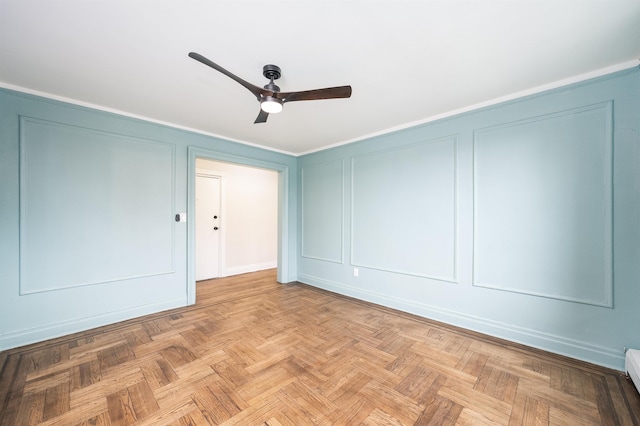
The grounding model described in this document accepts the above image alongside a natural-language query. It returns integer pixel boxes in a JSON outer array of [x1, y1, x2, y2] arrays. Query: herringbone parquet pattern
[[1, 269, 639, 425]]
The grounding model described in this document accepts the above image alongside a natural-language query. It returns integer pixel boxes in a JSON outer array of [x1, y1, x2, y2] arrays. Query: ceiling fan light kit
[[261, 96, 283, 114], [188, 52, 352, 123]]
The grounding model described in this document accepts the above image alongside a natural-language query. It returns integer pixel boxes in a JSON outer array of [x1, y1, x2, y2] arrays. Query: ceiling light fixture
[[260, 96, 283, 114], [188, 53, 351, 123]]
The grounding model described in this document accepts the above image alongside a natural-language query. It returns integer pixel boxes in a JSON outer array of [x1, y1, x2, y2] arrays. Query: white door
[[195, 174, 221, 280]]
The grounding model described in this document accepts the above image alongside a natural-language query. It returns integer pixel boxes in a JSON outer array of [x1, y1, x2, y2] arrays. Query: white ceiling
[[1, 1, 639, 155]]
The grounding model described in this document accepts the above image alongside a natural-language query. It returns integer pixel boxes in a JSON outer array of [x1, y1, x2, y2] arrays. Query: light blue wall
[[297, 68, 640, 370], [2, 69, 639, 371], [0, 89, 297, 350]]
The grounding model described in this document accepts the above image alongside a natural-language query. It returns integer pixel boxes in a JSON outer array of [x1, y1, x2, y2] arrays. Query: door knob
[[213, 226, 219, 230]]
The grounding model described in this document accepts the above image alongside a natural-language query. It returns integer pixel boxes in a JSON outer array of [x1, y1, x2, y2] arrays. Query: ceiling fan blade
[[277, 85, 352, 103], [188, 52, 266, 99], [254, 109, 269, 124]]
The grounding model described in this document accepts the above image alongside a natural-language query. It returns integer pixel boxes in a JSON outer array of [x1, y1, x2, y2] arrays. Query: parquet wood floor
[[1, 269, 639, 425]]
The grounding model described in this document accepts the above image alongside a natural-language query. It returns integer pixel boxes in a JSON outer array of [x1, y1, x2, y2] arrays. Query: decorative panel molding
[[301, 160, 344, 263], [473, 102, 613, 307], [351, 136, 458, 282], [19, 117, 175, 294]]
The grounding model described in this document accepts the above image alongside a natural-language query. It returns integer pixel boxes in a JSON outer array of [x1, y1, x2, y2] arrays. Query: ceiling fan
[[188, 52, 352, 123]]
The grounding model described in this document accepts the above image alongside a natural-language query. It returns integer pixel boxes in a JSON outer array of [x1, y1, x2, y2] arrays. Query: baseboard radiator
[[626, 349, 640, 394]]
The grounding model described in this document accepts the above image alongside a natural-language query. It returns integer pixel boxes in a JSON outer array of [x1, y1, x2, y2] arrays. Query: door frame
[[187, 146, 291, 304], [195, 170, 224, 280]]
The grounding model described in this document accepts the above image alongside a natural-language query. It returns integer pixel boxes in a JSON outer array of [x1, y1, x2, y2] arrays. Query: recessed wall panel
[[19, 117, 175, 294], [351, 137, 457, 281], [301, 160, 344, 263], [473, 103, 613, 306]]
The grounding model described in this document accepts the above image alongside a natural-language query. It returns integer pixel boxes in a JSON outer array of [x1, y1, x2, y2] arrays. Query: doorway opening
[[187, 146, 291, 305], [195, 159, 278, 282]]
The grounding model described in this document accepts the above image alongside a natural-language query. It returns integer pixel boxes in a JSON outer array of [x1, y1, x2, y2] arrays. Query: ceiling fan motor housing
[[264, 82, 281, 92]]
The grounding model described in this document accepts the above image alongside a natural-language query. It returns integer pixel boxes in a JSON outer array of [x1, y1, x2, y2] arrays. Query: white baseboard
[[223, 261, 277, 277], [0, 297, 187, 351], [297, 273, 624, 371]]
